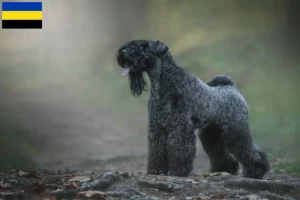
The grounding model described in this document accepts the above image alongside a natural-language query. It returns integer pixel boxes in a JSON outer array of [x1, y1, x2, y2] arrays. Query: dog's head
[[117, 40, 169, 74], [116, 40, 169, 96]]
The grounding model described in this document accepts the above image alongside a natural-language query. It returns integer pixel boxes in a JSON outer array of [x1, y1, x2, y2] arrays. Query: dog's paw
[[168, 170, 190, 177]]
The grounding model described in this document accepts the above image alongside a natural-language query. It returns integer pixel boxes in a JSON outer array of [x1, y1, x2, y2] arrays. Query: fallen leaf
[[24, 186, 34, 196], [24, 186, 56, 200], [0, 183, 12, 189], [209, 172, 230, 177], [32, 183, 46, 194], [0, 191, 14, 196], [8, 179, 18, 184], [40, 193, 56, 200], [201, 172, 230, 178], [51, 188, 63, 193], [77, 190, 107, 199], [65, 182, 79, 190], [119, 172, 130, 177], [211, 193, 225, 199], [192, 195, 211, 200], [182, 178, 199, 184], [19, 170, 29, 177], [27, 193, 56, 200], [68, 176, 91, 183], [247, 194, 264, 200], [19, 170, 40, 178]]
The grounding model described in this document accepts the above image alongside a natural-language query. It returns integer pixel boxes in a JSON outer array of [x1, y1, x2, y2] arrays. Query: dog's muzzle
[[118, 49, 131, 76]]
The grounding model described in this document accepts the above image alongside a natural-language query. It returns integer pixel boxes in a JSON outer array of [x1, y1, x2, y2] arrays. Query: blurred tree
[[285, 0, 300, 54]]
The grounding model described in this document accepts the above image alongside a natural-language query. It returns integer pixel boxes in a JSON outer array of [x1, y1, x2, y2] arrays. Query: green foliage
[[145, 0, 286, 54], [0, 112, 37, 170], [273, 161, 300, 174]]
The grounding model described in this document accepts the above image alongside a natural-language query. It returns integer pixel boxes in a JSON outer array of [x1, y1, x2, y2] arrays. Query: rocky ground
[[1, 167, 300, 200]]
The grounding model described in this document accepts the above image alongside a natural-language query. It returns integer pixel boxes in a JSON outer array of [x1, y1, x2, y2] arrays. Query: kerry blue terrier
[[116, 39, 270, 179]]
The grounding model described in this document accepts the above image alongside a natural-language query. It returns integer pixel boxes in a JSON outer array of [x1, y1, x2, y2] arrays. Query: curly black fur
[[128, 71, 147, 96], [116, 39, 270, 179]]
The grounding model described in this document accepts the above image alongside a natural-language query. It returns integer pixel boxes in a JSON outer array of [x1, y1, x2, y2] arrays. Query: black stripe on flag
[[2, 20, 42, 29]]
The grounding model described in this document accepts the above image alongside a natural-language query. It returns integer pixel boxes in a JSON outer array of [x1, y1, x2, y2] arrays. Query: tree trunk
[[285, 0, 300, 54]]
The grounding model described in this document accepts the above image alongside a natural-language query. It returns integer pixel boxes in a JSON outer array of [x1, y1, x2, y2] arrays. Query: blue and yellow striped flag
[[2, 2, 42, 29]]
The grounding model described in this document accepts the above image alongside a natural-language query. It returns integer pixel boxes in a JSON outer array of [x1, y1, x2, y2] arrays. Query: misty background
[[0, 0, 299, 173]]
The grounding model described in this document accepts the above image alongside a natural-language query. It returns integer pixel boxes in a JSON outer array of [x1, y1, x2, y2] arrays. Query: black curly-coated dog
[[116, 40, 270, 179]]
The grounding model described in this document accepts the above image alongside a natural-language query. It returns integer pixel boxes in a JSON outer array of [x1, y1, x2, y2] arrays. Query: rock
[[18, 170, 29, 177], [77, 190, 107, 199], [200, 172, 230, 178], [107, 188, 162, 200], [189, 193, 212, 200], [18, 170, 40, 178], [0, 183, 12, 189], [8, 179, 18, 185], [68, 176, 91, 183], [120, 172, 131, 177], [80, 171, 120, 191], [0, 191, 14, 197], [137, 179, 185, 192], [185, 196, 211, 200], [246, 194, 267, 200]]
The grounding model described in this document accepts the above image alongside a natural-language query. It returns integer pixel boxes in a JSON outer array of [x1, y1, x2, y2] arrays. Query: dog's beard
[[128, 71, 147, 96]]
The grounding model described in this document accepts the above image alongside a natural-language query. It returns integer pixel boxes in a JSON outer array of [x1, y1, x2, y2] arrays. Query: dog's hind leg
[[147, 126, 169, 175], [167, 122, 196, 177], [223, 121, 270, 179], [199, 124, 239, 175]]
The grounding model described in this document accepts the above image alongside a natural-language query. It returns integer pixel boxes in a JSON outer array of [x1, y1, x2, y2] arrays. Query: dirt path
[[1, 168, 300, 200], [1, 84, 210, 174]]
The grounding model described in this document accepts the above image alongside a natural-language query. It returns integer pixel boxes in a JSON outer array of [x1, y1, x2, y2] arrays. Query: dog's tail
[[207, 75, 236, 87]]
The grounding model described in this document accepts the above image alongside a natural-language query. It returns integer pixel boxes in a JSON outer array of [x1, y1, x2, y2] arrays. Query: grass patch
[[273, 161, 300, 174]]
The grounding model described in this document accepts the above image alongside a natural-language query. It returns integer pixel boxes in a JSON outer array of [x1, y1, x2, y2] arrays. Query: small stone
[[120, 172, 130, 177], [68, 176, 91, 183], [247, 194, 263, 200], [77, 190, 107, 199]]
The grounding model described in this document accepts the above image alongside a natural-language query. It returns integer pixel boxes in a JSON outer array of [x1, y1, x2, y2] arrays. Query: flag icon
[[2, 2, 42, 29]]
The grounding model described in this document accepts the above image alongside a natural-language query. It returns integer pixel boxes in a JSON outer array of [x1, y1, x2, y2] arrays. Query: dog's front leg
[[147, 125, 168, 175], [167, 122, 196, 177]]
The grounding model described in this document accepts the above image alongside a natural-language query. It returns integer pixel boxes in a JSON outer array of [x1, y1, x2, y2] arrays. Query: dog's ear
[[154, 40, 169, 55]]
